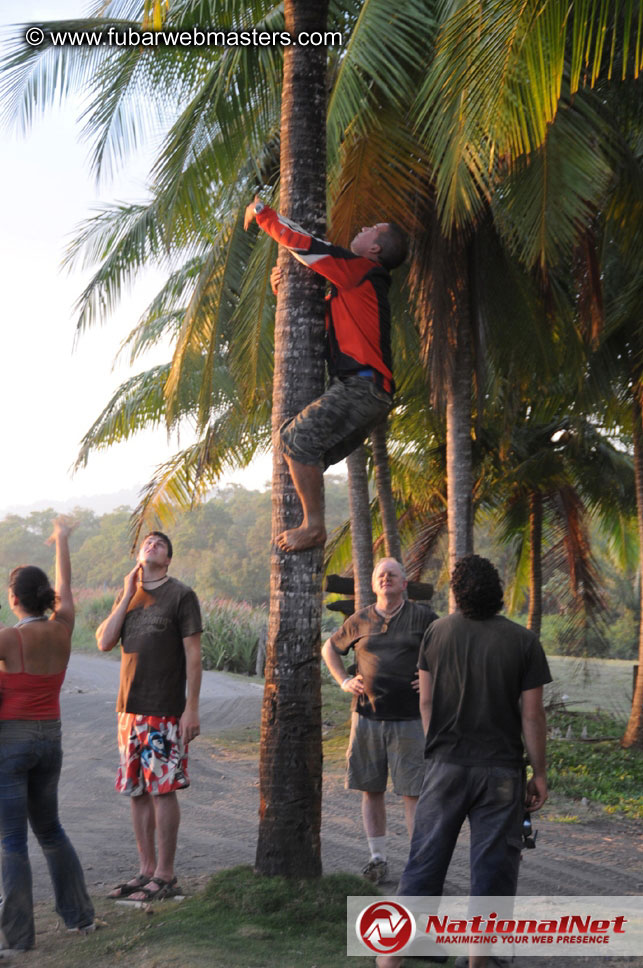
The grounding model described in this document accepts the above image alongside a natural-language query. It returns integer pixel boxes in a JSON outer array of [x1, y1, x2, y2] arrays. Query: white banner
[[347, 895, 643, 957]]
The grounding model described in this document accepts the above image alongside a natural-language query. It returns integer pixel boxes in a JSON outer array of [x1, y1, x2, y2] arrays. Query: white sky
[[0, 0, 273, 516]]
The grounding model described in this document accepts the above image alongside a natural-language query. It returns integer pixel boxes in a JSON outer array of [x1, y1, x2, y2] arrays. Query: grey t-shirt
[[419, 612, 552, 766], [116, 577, 202, 717], [329, 601, 438, 720]]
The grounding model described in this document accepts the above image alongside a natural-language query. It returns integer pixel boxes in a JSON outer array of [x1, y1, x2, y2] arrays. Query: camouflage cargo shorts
[[279, 375, 393, 469]]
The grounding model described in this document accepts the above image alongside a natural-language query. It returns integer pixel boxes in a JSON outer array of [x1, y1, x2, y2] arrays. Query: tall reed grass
[[201, 598, 267, 675]]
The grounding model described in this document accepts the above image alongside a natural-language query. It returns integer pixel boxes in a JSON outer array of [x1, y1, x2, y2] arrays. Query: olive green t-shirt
[[116, 577, 202, 717]]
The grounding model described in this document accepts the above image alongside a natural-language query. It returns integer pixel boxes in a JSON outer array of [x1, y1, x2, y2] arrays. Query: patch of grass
[[71, 591, 116, 652], [545, 656, 634, 719], [201, 599, 267, 675], [547, 710, 643, 819], [35, 867, 384, 968], [215, 682, 353, 769], [321, 681, 353, 769]]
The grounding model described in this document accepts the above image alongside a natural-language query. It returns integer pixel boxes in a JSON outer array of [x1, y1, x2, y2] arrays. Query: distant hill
[[0, 488, 141, 517]]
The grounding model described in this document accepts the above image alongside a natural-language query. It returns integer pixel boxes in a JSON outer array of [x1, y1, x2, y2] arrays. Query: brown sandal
[[107, 874, 150, 899], [127, 876, 182, 901]]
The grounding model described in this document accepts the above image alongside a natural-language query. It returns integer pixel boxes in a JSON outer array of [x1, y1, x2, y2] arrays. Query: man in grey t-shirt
[[322, 558, 437, 885], [96, 531, 202, 903]]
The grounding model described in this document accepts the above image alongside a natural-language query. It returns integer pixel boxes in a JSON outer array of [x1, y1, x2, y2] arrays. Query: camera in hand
[[522, 811, 537, 849]]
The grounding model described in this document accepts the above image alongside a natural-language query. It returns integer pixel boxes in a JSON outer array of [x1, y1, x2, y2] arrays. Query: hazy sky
[[0, 1, 272, 515]]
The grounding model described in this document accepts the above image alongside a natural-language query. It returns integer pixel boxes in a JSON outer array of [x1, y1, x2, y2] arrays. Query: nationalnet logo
[[347, 896, 643, 957], [356, 901, 416, 954]]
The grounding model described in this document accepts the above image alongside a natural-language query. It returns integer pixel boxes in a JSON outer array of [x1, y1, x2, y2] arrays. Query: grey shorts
[[345, 712, 425, 796], [280, 375, 392, 469]]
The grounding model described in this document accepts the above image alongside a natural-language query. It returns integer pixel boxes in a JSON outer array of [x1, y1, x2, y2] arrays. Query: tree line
[[0, 485, 638, 659]]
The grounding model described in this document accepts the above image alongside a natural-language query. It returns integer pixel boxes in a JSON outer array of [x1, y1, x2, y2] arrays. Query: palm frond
[[327, 0, 434, 153], [64, 199, 174, 332], [491, 95, 614, 270], [416, 0, 642, 231], [129, 402, 272, 545], [116, 258, 204, 364], [74, 363, 177, 470], [329, 116, 432, 244], [164, 209, 257, 426]]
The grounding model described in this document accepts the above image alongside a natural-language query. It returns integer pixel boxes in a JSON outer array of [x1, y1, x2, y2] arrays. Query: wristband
[[341, 676, 352, 690]]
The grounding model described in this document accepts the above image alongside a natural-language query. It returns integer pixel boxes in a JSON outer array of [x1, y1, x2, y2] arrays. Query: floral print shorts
[[115, 713, 189, 796]]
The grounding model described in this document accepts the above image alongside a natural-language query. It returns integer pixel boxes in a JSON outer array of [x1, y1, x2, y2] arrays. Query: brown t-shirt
[[115, 577, 202, 717], [329, 601, 438, 720]]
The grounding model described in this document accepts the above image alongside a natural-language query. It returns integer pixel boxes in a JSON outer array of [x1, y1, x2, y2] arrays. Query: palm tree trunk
[[347, 446, 375, 611], [371, 420, 403, 563], [527, 490, 543, 636], [255, 0, 329, 875], [622, 394, 643, 748], [446, 307, 474, 610]]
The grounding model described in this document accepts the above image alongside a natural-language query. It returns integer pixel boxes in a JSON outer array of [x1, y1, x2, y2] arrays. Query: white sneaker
[[67, 922, 97, 936], [361, 857, 389, 885]]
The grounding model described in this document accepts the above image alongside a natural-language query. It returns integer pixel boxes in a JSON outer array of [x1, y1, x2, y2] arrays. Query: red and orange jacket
[[256, 205, 394, 393]]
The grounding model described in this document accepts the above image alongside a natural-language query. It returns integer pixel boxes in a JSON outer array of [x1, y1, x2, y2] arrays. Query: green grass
[[545, 655, 635, 718], [546, 709, 643, 819], [36, 867, 393, 968]]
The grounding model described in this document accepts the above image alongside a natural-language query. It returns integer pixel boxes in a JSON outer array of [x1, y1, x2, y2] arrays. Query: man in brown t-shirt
[[96, 531, 202, 902], [322, 558, 437, 886]]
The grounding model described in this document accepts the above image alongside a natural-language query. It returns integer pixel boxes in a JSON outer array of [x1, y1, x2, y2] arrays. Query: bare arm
[[96, 564, 141, 652], [47, 515, 76, 632], [321, 638, 364, 696], [178, 633, 202, 742], [521, 686, 548, 811], [419, 669, 433, 734]]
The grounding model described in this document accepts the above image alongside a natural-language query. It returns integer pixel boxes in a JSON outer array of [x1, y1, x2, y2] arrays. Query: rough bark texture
[[346, 446, 376, 612], [409, 225, 475, 613], [622, 394, 643, 748], [446, 303, 474, 611], [255, 0, 329, 875], [527, 490, 543, 637], [371, 420, 403, 563]]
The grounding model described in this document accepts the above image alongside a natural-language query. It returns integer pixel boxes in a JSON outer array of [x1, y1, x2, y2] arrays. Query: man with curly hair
[[377, 555, 551, 968]]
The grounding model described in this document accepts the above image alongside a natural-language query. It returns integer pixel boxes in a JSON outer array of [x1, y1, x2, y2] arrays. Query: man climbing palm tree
[[244, 196, 407, 552]]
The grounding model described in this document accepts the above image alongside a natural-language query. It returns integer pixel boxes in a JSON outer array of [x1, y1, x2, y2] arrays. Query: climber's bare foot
[[276, 524, 326, 552]]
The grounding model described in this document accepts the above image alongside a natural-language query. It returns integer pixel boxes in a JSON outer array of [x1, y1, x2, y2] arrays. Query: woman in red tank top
[[0, 516, 95, 953]]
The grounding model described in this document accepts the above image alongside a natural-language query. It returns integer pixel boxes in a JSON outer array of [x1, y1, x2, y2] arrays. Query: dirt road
[[26, 654, 643, 966]]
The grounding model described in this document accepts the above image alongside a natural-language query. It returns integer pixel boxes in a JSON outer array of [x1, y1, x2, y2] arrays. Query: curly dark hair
[[9, 565, 57, 617], [450, 554, 504, 620]]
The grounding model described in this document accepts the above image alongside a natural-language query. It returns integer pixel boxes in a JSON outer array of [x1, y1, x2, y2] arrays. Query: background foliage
[[0, 477, 638, 660]]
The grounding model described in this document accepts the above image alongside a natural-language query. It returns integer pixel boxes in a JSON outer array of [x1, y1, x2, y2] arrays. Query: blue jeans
[[0, 720, 94, 949], [398, 759, 524, 897]]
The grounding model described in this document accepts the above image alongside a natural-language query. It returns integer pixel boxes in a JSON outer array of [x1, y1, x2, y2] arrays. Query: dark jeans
[[398, 759, 524, 897], [0, 720, 94, 949]]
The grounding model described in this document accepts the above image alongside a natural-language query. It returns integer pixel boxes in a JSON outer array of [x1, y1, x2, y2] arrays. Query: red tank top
[[0, 627, 67, 720]]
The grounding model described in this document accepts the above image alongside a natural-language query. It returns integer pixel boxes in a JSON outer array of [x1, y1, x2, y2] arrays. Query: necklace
[[375, 599, 405, 621], [141, 575, 169, 588], [15, 616, 48, 627]]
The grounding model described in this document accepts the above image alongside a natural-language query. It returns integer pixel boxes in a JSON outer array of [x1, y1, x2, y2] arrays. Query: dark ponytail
[[9, 566, 57, 616]]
